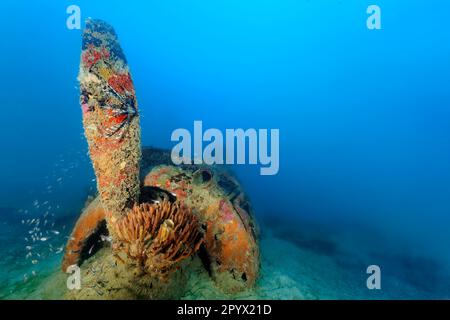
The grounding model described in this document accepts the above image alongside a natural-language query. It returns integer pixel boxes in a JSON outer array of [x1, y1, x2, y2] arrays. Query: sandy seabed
[[2, 218, 441, 300]]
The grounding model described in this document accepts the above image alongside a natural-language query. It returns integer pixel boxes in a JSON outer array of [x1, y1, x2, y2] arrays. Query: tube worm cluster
[[111, 200, 204, 279]]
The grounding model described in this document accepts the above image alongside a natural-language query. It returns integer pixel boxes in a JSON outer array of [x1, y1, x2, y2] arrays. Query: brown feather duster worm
[[111, 200, 203, 279]]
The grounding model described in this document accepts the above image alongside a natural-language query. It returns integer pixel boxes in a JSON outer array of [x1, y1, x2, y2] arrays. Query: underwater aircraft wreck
[[62, 19, 260, 299]]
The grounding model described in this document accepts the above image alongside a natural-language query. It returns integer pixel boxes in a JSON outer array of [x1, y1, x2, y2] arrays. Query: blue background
[[0, 0, 449, 298]]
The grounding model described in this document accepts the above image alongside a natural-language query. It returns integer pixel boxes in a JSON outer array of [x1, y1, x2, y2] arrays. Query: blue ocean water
[[0, 0, 449, 299]]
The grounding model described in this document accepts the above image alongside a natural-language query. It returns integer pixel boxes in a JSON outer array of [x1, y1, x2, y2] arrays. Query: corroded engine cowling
[[143, 164, 260, 293]]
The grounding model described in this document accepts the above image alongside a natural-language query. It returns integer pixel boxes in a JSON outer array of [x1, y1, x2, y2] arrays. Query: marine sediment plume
[[78, 19, 141, 221], [111, 200, 204, 279]]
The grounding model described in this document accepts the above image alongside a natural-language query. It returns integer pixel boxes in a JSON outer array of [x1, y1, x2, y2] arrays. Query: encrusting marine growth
[[62, 19, 260, 299], [78, 19, 141, 223]]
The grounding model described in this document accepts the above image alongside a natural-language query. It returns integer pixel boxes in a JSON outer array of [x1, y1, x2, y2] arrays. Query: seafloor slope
[[1, 223, 444, 300], [1, 148, 448, 299]]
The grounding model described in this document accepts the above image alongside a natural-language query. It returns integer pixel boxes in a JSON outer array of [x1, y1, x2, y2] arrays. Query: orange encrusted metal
[[62, 199, 105, 272]]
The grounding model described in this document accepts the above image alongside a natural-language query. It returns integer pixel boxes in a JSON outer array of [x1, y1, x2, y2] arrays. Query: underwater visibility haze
[[0, 0, 450, 299]]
